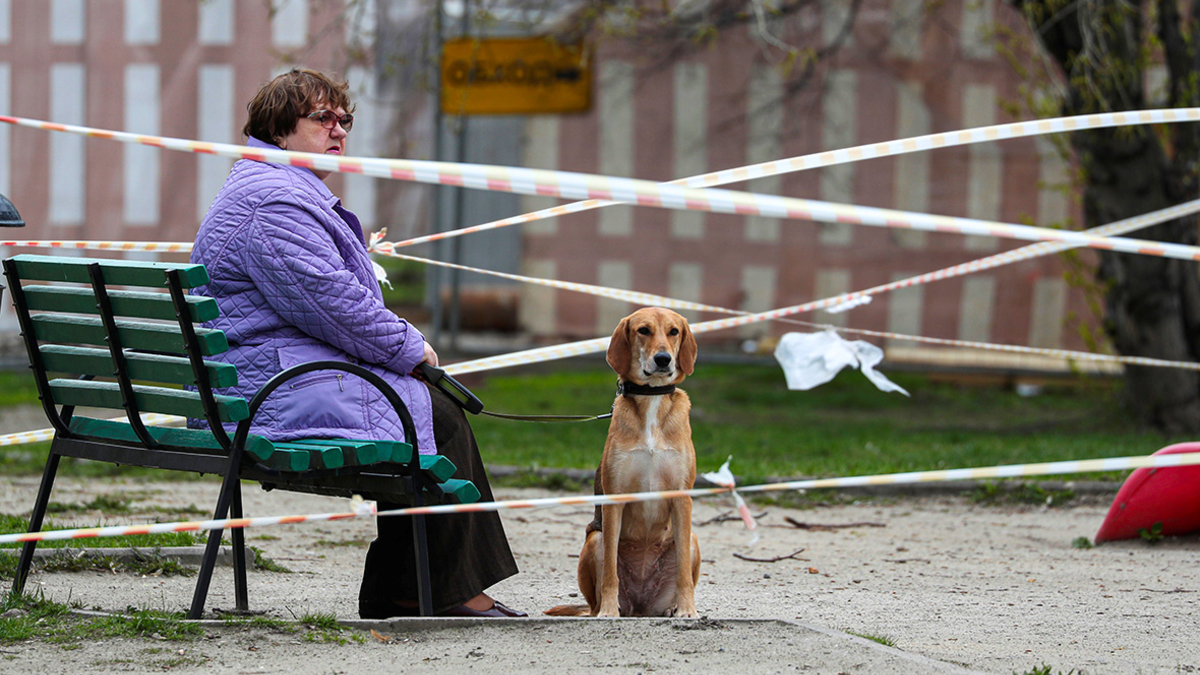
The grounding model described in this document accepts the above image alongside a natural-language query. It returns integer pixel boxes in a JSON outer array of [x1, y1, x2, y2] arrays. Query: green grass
[[0, 513, 206, 580], [0, 362, 1182, 486], [0, 593, 201, 645], [248, 545, 292, 573], [1, 549, 196, 579], [0, 513, 205, 550], [313, 538, 370, 548], [970, 481, 1076, 507], [47, 494, 134, 514], [0, 370, 40, 407], [848, 630, 896, 647], [373, 254, 426, 307], [0, 592, 75, 642], [1015, 666, 1079, 675], [469, 362, 1178, 483], [0, 439, 218, 480], [220, 615, 294, 630], [297, 611, 362, 644]]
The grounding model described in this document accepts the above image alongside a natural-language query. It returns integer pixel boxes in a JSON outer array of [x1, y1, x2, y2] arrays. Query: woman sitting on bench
[[190, 68, 524, 618]]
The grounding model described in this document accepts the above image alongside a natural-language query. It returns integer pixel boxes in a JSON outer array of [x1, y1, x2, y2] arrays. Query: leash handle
[[480, 410, 612, 423], [416, 362, 484, 415]]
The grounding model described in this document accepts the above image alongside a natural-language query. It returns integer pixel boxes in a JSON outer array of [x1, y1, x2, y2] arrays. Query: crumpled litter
[[701, 455, 759, 546], [367, 229, 393, 289], [371, 259, 393, 290], [774, 330, 909, 396], [350, 494, 376, 517]]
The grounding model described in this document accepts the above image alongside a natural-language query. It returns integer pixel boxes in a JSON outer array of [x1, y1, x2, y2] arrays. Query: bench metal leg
[[230, 484, 248, 611], [404, 471, 433, 616], [11, 452, 61, 598], [411, 512, 433, 616], [188, 452, 244, 620]]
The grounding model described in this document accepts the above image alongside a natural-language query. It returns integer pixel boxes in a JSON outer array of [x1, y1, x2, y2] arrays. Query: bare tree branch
[[733, 548, 808, 563]]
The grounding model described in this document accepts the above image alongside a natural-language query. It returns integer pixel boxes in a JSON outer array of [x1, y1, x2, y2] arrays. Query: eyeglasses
[[304, 109, 353, 132]]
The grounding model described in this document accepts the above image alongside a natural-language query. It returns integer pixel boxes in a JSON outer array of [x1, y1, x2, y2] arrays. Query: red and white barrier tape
[[0, 240, 192, 252], [6, 114, 1200, 261], [382, 108, 1200, 249], [2, 198, 1196, 449], [6, 199, 1199, 383], [445, 198, 1200, 375], [0, 413, 185, 447], [4, 450, 1199, 546], [377, 241, 1200, 373]]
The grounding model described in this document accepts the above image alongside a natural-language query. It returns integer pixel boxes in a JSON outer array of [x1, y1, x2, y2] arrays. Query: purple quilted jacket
[[189, 137, 436, 455]]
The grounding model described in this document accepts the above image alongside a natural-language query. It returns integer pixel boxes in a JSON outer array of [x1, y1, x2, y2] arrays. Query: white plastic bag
[[774, 330, 909, 396]]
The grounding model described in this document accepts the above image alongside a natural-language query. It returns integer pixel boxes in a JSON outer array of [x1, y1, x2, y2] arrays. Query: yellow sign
[[441, 37, 591, 115]]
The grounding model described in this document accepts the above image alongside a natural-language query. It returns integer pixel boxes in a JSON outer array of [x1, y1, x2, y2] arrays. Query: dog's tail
[[543, 604, 592, 617]]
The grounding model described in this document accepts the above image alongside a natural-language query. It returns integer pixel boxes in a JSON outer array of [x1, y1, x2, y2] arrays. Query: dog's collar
[[616, 379, 677, 397]]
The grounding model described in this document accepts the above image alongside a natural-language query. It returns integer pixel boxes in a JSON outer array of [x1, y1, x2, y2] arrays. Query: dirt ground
[[1, 474, 1198, 674]]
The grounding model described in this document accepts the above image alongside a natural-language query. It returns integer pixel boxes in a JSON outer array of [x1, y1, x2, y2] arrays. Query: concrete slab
[[340, 617, 986, 674]]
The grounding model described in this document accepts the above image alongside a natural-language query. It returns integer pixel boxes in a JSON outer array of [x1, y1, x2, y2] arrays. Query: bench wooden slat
[[40, 345, 239, 388], [366, 439, 415, 464], [361, 439, 456, 482], [22, 285, 219, 322], [277, 439, 456, 483], [264, 448, 310, 472], [271, 443, 344, 470], [31, 314, 229, 356], [67, 416, 276, 462], [417, 455, 458, 483], [278, 439, 382, 466], [437, 479, 481, 504], [10, 254, 209, 288], [48, 379, 248, 422]]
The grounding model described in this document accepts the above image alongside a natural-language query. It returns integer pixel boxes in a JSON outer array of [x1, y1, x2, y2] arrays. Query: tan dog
[[547, 307, 701, 617]]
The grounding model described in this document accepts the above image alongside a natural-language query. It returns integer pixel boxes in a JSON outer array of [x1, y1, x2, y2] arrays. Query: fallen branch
[[784, 517, 886, 531], [698, 510, 768, 526], [733, 548, 807, 563]]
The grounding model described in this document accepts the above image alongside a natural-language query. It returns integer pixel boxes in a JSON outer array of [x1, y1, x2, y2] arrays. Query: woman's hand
[[421, 341, 439, 367]]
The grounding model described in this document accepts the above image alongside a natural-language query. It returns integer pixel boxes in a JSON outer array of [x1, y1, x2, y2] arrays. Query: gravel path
[[2, 476, 1198, 674]]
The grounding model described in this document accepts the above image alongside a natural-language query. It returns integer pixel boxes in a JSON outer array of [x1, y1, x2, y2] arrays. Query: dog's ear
[[606, 316, 633, 377], [677, 318, 697, 376]]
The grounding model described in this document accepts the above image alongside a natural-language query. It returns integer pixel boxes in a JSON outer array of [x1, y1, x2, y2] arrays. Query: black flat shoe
[[490, 601, 527, 617], [441, 601, 527, 618]]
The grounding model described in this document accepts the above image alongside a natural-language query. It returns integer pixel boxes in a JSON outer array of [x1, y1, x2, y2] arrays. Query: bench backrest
[[3, 254, 480, 506], [2, 254, 242, 450]]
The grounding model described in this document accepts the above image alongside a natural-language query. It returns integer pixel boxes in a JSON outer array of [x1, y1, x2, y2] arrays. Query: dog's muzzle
[[643, 351, 674, 376]]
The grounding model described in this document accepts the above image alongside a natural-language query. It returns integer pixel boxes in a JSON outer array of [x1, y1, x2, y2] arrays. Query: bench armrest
[[233, 360, 433, 497]]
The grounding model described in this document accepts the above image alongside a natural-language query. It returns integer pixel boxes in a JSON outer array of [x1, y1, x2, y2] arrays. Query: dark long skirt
[[358, 383, 518, 615]]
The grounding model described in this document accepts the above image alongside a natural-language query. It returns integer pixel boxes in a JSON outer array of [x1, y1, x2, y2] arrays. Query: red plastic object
[[1094, 442, 1200, 543]]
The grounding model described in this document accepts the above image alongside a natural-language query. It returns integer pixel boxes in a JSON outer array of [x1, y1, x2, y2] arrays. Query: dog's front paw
[[596, 606, 620, 618], [673, 602, 699, 618]]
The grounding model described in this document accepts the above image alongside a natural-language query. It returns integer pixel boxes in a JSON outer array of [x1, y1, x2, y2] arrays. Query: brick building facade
[[0, 0, 1102, 360]]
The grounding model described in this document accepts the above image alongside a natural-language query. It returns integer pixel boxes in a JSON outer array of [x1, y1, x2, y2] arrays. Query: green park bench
[[1, 254, 479, 619]]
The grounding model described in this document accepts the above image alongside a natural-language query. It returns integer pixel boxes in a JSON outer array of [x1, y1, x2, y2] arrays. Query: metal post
[[430, 0, 447, 346], [446, 0, 471, 351]]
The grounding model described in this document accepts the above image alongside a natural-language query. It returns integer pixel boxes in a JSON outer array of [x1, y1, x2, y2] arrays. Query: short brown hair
[[242, 68, 356, 145]]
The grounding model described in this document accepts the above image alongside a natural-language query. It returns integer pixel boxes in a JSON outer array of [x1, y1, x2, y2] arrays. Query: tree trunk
[[1076, 129, 1200, 433], [1014, 0, 1200, 433]]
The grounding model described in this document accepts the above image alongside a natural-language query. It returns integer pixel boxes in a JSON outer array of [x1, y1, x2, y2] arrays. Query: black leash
[[417, 362, 610, 423], [417, 364, 675, 424], [480, 410, 612, 422]]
